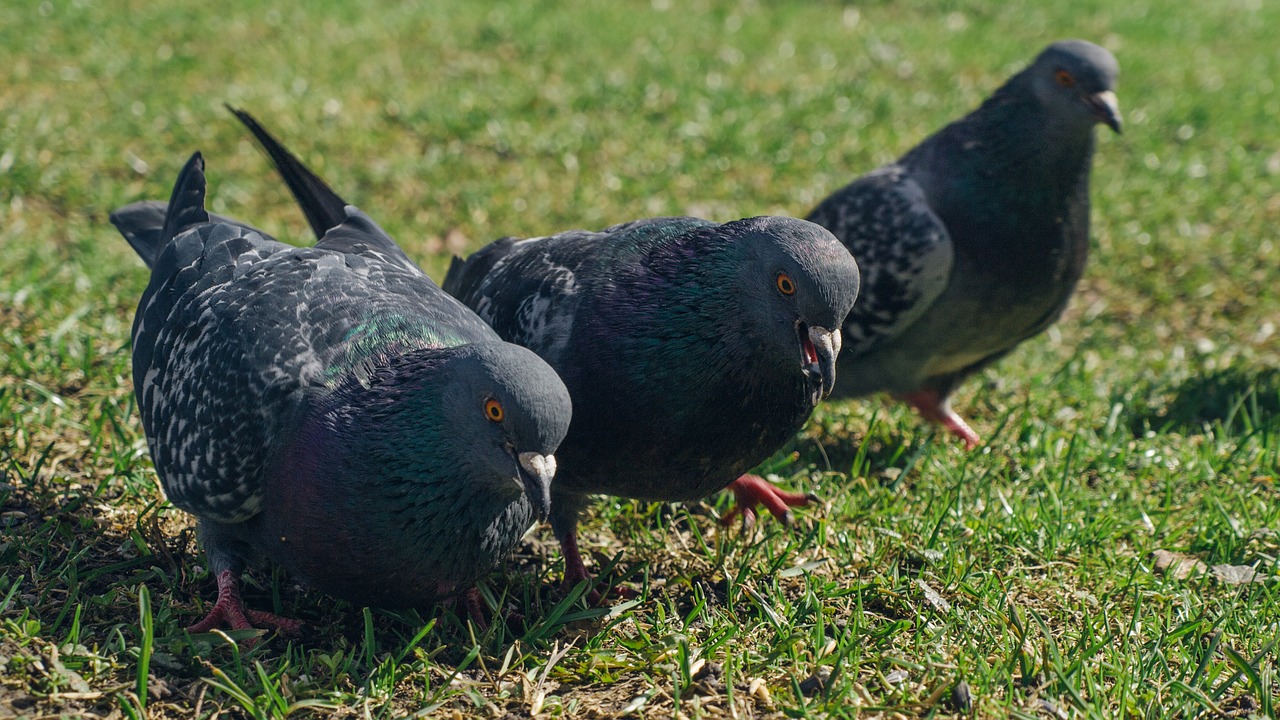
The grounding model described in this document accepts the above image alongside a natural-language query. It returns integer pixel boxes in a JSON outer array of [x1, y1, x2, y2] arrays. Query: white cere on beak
[[518, 452, 556, 484], [809, 326, 841, 360]]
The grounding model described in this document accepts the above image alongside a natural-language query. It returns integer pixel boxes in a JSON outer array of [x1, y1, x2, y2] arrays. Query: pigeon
[[111, 152, 572, 635], [221, 109, 860, 595], [443, 216, 859, 592], [806, 39, 1121, 448]]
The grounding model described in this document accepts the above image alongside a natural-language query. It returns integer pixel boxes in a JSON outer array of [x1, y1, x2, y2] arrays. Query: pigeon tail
[[228, 105, 350, 239], [159, 152, 211, 247], [110, 201, 170, 268], [230, 110, 420, 266], [110, 200, 275, 269]]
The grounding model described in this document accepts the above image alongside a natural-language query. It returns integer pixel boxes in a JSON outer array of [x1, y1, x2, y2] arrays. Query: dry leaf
[[1210, 563, 1267, 585], [1152, 550, 1271, 585], [1151, 549, 1207, 579], [917, 579, 952, 613]]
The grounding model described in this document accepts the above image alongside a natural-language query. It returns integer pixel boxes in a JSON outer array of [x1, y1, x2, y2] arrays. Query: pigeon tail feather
[[230, 109, 419, 266], [110, 200, 170, 268], [159, 152, 210, 248], [227, 105, 350, 239], [442, 237, 519, 302], [111, 200, 275, 269]]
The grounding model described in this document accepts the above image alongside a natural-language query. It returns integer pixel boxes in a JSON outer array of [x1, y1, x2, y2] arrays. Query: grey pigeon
[[807, 39, 1121, 447], [222, 109, 860, 597], [112, 152, 571, 635], [443, 217, 858, 593]]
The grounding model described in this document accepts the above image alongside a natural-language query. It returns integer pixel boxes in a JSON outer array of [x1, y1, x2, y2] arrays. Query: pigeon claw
[[722, 474, 815, 529], [187, 570, 302, 645], [900, 389, 982, 449]]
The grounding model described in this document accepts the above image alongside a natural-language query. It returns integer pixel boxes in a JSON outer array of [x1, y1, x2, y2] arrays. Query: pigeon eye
[[776, 272, 796, 296], [484, 398, 505, 423], [1054, 70, 1076, 88]]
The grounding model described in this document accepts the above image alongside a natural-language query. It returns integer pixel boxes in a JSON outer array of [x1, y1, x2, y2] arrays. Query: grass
[[1, 0, 1278, 717]]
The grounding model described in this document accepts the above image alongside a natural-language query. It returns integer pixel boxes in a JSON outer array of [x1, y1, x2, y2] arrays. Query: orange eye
[[776, 272, 796, 296], [1054, 69, 1076, 88], [484, 398, 505, 423]]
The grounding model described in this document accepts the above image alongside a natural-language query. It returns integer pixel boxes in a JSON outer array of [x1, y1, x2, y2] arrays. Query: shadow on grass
[[1125, 366, 1280, 436], [799, 409, 948, 492], [0, 463, 616, 670]]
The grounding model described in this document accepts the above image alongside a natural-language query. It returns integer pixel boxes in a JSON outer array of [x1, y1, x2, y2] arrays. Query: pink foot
[[187, 570, 302, 642], [900, 389, 981, 449], [721, 474, 816, 528]]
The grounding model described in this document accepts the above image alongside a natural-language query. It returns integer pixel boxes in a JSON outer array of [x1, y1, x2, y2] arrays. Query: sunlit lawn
[[1, 0, 1277, 717]]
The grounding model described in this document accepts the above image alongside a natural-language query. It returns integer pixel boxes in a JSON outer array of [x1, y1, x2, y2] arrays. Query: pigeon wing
[[807, 166, 953, 355], [444, 235, 591, 366]]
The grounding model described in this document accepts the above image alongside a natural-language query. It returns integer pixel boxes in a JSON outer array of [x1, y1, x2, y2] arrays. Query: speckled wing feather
[[130, 155, 496, 525], [444, 235, 590, 366], [444, 218, 711, 366], [805, 165, 953, 355]]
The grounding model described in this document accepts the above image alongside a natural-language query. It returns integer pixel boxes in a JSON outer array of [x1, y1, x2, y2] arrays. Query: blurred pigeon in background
[[807, 39, 1121, 447]]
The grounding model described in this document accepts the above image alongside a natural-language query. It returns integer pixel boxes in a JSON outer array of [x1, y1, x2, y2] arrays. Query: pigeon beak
[[798, 323, 841, 401], [1086, 90, 1123, 134], [516, 451, 555, 520]]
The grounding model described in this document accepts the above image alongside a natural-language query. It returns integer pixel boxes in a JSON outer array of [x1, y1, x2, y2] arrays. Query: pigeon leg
[[721, 474, 816, 528], [443, 585, 530, 632], [460, 586, 489, 630], [556, 529, 639, 603], [552, 496, 602, 604], [900, 389, 980, 449], [551, 497, 635, 604], [187, 570, 302, 638], [558, 530, 603, 605]]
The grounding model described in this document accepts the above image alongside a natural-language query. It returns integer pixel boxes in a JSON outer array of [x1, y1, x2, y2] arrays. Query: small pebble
[[947, 680, 973, 712], [798, 667, 832, 696]]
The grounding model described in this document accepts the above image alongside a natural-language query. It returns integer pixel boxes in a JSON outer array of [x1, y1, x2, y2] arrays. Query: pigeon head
[[444, 341, 572, 519], [328, 341, 571, 521], [1026, 39, 1122, 134], [714, 216, 860, 404]]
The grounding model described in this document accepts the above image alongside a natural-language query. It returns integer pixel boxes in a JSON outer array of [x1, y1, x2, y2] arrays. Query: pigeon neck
[[280, 387, 369, 490], [983, 73, 1098, 166], [282, 352, 433, 487], [263, 377, 535, 608], [905, 74, 1097, 214]]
